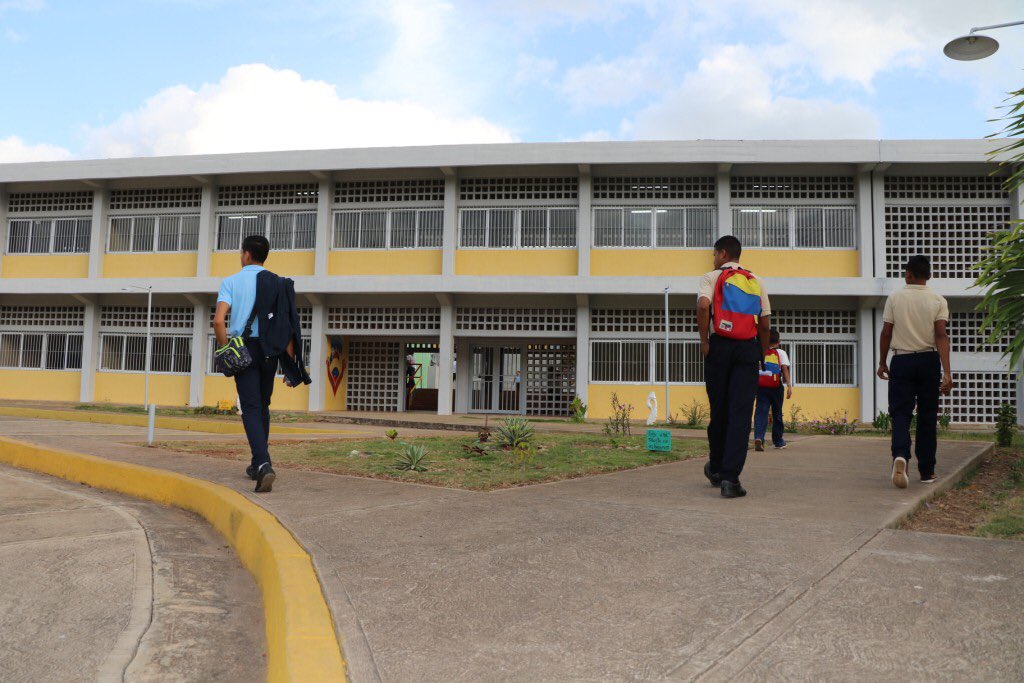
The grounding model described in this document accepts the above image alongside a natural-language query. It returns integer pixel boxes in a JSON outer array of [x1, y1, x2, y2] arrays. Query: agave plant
[[393, 443, 429, 472], [495, 417, 535, 449]]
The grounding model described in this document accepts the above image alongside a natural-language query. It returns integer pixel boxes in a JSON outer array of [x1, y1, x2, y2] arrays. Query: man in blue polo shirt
[[213, 235, 278, 492]]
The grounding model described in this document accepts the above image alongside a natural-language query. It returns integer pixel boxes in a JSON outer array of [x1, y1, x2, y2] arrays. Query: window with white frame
[[731, 206, 856, 248], [777, 341, 857, 387], [215, 212, 316, 251], [593, 207, 715, 248], [0, 332, 83, 370], [332, 209, 443, 249], [108, 215, 200, 253], [99, 334, 192, 373], [7, 218, 91, 254], [591, 340, 705, 384], [459, 207, 576, 248]]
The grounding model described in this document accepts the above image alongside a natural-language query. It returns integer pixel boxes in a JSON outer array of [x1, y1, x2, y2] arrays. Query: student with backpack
[[697, 236, 772, 498], [753, 329, 792, 451]]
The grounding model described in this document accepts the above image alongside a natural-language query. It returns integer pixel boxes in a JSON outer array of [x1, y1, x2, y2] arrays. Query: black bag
[[213, 308, 258, 377]]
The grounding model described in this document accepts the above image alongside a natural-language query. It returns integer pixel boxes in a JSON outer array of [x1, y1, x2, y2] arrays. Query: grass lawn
[[74, 403, 309, 423], [157, 432, 707, 490]]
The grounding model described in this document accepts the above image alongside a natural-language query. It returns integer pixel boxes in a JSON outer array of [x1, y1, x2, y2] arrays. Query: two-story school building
[[0, 140, 1019, 424]]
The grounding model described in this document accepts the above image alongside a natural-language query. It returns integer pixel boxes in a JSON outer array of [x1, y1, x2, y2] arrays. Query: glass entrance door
[[469, 345, 523, 413]]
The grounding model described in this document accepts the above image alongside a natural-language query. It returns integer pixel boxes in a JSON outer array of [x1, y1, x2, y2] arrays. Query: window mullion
[[385, 210, 392, 250], [788, 207, 797, 249]]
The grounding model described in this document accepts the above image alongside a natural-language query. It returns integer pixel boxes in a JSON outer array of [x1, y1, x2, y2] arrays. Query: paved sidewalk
[[2, 415, 1022, 681]]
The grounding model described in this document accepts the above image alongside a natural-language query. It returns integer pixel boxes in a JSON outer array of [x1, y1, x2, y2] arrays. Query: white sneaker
[[891, 457, 908, 489]]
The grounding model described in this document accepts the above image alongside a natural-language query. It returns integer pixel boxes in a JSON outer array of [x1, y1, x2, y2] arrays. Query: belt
[[892, 348, 936, 355]]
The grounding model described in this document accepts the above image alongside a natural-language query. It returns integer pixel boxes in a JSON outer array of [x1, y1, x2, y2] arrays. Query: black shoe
[[246, 465, 257, 481], [704, 461, 722, 486], [721, 481, 747, 498], [255, 464, 276, 493]]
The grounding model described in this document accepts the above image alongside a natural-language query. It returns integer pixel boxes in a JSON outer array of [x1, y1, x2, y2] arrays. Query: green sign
[[646, 429, 672, 452]]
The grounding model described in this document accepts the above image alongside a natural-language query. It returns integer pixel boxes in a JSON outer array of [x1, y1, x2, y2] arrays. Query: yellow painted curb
[[0, 406, 357, 436], [0, 436, 346, 682]]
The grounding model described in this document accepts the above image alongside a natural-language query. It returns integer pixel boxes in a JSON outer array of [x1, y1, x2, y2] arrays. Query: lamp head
[[944, 33, 999, 60]]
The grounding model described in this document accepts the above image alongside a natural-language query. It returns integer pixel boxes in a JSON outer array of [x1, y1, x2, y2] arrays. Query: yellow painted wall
[[0, 370, 80, 402], [329, 250, 442, 276], [94, 373, 191, 406], [740, 250, 859, 278], [203, 374, 310, 412], [590, 250, 711, 276], [102, 252, 198, 278], [586, 384, 861, 422], [2, 254, 89, 278], [455, 250, 578, 276], [210, 251, 315, 277]]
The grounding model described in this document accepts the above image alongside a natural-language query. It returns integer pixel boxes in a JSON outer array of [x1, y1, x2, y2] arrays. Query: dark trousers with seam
[[233, 338, 278, 471], [754, 385, 785, 446], [888, 351, 941, 476], [705, 336, 760, 482]]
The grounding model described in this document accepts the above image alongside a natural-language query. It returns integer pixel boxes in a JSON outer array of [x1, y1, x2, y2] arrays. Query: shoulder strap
[[241, 307, 258, 339]]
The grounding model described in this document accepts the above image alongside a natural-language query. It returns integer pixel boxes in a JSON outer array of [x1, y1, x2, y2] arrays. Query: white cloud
[[0, 135, 71, 162], [514, 54, 557, 87], [80, 63, 514, 158], [561, 54, 660, 108], [624, 45, 879, 139]]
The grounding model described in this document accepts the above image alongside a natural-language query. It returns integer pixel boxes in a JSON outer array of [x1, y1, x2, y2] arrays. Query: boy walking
[[698, 236, 772, 498], [877, 255, 954, 488], [753, 329, 792, 451]]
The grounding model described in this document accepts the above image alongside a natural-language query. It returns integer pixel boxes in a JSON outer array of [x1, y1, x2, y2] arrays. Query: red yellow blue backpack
[[759, 348, 783, 388], [712, 266, 762, 340]]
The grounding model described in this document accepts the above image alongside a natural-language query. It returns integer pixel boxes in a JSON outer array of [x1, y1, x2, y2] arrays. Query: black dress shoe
[[721, 481, 747, 498], [704, 461, 722, 486], [246, 465, 257, 481]]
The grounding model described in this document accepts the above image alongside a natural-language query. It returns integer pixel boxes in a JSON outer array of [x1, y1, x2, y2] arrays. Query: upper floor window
[[6, 218, 91, 254], [731, 207, 856, 249], [215, 211, 317, 251], [332, 209, 443, 249], [593, 207, 715, 248], [108, 215, 200, 253], [458, 207, 577, 248]]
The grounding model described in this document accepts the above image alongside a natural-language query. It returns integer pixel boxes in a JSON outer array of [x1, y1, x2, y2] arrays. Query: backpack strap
[[241, 307, 258, 340]]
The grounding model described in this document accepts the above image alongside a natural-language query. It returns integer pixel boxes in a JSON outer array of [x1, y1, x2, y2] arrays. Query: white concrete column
[[442, 171, 458, 276], [195, 181, 215, 277], [79, 298, 100, 403], [856, 167, 874, 278], [577, 166, 592, 277], [716, 164, 732, 237], [307, 301, 326, 412], [454, 336, 471, 413], [315, 178, 331, 276], [87, 187, 108, 279], [436, 295, 455, 415], [871, 168, 887, 280], [857, 302, 875, 423], [188, 298, 208, 407], [873, 307, 889, 416], [575, 294, 590, 412], [0, 184, 7, 277]]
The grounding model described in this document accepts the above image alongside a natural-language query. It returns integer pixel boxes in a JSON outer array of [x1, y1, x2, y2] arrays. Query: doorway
[[469, 345, 523, 414]]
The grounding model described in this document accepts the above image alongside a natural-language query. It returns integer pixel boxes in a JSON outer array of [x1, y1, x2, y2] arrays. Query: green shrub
[[996, 403, 1017, 447], [938, 411, 952, 432], [872, 411, 892, 433], [787, 404, 804, 432], [569, 396, 587, 423], [393, 443, 430, 472], [606, 393, 633, 436], [385, 428, 399, 441], [808, 411, 856, 436], [510, 442, 537, 469], [496, 417, 535, 449]]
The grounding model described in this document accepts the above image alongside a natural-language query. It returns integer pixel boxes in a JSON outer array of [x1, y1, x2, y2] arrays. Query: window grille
[[0, 306, 84, 328], [460, 177, 578, 201], [0, 332, 82, 370], [100, 307, 194, 331], [778, 341, 857, 387], [593, 177, 715, 201], [884, 205, 1009, 278], [590, 309, 697, 334], [107, 215, 200, 253], [8, 191, 92, 213], [525, 344, 576, 416], [942, 372, 1018, 424], [327, 307, 440, 333], [209, 306, 312, 332], [731, 176, 854, 200], [333, 209, 443, 249], [884, 176, 1006, 200], [731, 206, 856, 248], [947, 311, 1014, 355], [346, 340, 401, 411], [109, 187, 201, 211], [215, 212, 317, 251], [99, 333, 192, 373], [456, 308, 576, 333], [458, 207, 577, 248], [7, 218, 91, 254], [654, 341, 705, 383], [335, 179, 445, 204], [591, 339, 704, 384], [593, 207, 715, 248], [769, 310, 857, 337], [216, 183, 318, 207]]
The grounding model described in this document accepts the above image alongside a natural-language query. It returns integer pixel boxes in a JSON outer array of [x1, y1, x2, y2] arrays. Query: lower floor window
[[0, 332, 83, 370], [778, 341, 856, 387], [99, 334, 192, 373]]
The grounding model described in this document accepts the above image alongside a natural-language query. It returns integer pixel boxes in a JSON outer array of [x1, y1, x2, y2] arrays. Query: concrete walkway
[[2, 415, 1022, 681], [0, 462, 265, 682]]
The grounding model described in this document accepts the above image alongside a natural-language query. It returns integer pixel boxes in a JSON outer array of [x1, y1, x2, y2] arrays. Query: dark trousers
[[754, 385, 785, 446], [233, 338, 278, 470], [888, 351, 941, 476], [705, 336, 760, 482]]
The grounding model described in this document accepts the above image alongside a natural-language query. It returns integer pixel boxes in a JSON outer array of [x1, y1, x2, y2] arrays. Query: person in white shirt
[[753, 329, 792, 451]]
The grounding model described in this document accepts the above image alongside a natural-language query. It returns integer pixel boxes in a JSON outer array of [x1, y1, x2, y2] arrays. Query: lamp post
[[122, 284, 153, 409], [663, 286, 670, 423], [944, 20, 1023, 60]]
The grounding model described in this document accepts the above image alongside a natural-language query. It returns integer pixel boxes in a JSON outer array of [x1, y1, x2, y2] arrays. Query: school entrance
[[466, 342, 576, 416]]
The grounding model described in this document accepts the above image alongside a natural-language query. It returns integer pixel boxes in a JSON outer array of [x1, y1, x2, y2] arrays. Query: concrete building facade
[[0, 140, 1019, 423]]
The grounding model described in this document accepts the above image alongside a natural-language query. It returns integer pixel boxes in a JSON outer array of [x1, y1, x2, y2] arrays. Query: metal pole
[[144, 286, 152, 409], [969, 20, 1024, 34], [664, 286, 670, 423], [147, 403, 155, 446]]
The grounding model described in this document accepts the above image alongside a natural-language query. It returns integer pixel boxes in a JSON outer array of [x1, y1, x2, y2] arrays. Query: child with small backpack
[[754, 329, 792, 451]]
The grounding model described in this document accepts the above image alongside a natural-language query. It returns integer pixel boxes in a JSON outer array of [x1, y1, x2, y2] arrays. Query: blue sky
[[1, 0, 1022, 161]]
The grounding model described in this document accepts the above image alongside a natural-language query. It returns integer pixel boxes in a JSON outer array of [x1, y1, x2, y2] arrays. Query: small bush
[[569, 396, 587, 423], [872, 411, 892, 433], [509, 442, 537, 469], [606, 393, 633, 436], [996, 403, 1017, 447], [496, 417, 535, 449], [477, 426, 492, 443], [938, 411, 952, 432], [393, 443, 430, 472], [681, 398, 709, 428], [385, 428, 399, 441], [809, 411, 856, 436], [787, 404, 804, 432]]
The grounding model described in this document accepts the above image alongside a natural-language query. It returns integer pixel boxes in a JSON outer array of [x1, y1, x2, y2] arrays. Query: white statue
[[646, 391, 658, 425]]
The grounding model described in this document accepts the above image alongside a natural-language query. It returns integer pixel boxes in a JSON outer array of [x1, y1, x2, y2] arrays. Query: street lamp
[[122, 284, 153, 409], [663, 286, 670, 423], [944, 20, 1024, 61]]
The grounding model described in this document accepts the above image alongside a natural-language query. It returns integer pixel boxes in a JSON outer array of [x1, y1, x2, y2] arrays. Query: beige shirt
[[882, 284, 950, 352], [697, 262, 772, 315]]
